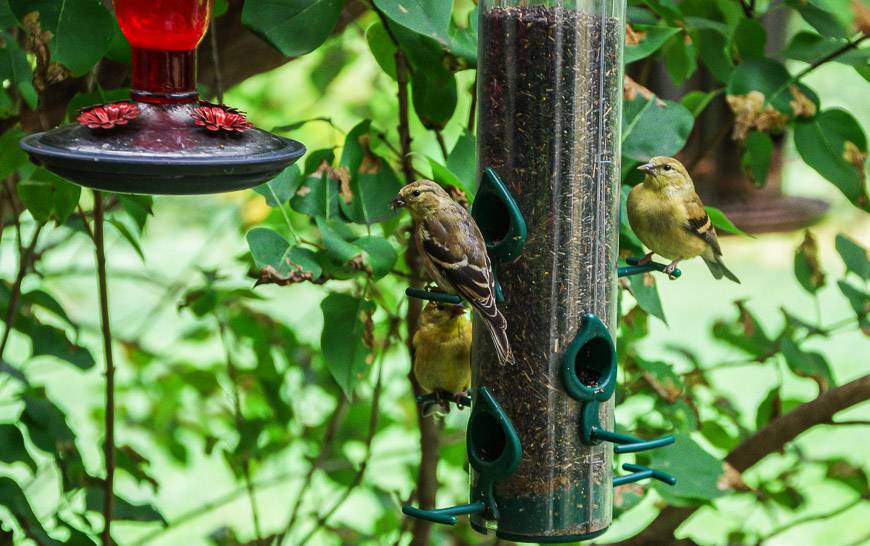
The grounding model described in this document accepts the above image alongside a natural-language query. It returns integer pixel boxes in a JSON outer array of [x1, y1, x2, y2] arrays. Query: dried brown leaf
[[625, 24, 646, 46], [624, 75, 664, 106]]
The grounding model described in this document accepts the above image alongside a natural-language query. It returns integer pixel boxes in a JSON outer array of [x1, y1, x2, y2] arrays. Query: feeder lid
[[20, 102, 305, 195]]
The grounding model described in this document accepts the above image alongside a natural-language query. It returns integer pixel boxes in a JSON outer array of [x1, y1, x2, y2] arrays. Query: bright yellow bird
[[628, 156, 740, 283], [412, 302, 472, 413]]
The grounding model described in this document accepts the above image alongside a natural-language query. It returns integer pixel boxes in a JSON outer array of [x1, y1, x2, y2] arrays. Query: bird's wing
[[421, 208, 497, 313], [682, 194, 722, 256]]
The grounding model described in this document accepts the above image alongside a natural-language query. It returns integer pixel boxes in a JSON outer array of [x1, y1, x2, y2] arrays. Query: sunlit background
[[3, 5, 868, 546]]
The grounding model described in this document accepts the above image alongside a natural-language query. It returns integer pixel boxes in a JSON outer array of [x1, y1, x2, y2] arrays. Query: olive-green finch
[[391, 180, 514, 364], [413, 302, 472, 413], [628, 156, 740, 283]]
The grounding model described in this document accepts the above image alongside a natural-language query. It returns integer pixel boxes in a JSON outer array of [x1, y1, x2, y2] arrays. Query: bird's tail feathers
[[480, 310, 514, 365], [703, 255, 741, 284]]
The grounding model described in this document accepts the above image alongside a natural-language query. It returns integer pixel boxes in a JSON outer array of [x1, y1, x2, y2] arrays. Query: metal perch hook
[[613, 463, 677, 487], [618, 256, 682, 279]]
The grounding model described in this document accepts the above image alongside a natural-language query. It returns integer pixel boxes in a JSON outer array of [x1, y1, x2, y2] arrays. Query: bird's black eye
[[663, 164, 672, 171], [412, 190, 421, 197]]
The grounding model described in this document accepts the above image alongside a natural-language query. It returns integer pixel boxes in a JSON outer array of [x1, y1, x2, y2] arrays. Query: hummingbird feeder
[[402, 0, 678, 542], [19, 0, 304, 195]]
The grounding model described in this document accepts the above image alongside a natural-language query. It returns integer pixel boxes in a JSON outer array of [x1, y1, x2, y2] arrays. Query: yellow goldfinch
[[412, 302, 472, 413], [390, 180, 514, 364], [627, 157, 740, 283]]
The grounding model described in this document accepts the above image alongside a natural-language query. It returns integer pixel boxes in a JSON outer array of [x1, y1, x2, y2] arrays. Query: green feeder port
[[471, 167, 528, 264], [402, 387, 521, 524]]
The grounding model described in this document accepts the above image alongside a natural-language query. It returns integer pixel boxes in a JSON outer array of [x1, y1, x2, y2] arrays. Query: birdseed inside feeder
[[19, 0, 304, 195]]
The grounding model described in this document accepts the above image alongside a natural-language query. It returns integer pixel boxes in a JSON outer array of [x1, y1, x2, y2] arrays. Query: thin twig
[[93, 191, 116, 546], [217, 318, 264, 546], [295, 344, 387, 546], [209, 19, 225, 103], [434, 130, 449, 162], [755, 497, 864, 545], [467, 75, 477, 131], [0, 223, 43, 361], [275, 396, 350, 543]]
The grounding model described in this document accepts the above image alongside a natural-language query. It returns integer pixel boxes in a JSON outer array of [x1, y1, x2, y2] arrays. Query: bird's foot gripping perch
[[416, 390, 473, 414], [618, 256, 682, 279]]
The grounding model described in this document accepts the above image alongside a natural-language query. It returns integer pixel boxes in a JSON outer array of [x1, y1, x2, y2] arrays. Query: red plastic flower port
[[191, 104, 253, 133], [77, 101, 140, 129]]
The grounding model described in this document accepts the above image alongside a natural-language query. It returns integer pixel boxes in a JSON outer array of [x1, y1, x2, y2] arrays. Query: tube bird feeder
[[19, 0, 304, 195], [403, 0, 676, 542]]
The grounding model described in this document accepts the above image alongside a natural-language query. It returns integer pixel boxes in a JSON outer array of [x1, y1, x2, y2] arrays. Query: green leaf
[[837, 280, 869, 330], [662, 32, 697, 85], [794, 231, 826, 294], [625, 24, 682, 64], [373, 0, 452, 45], [320, 293, 374, 397], [650, 436, 727, 504], [339, 121, 403, 224], [29, 324, 95, 370], [353, 236, 397, 280], [835, 233, 869, 280], [118, 194, 153, 232], [447, 7, 477, 64], [446, 130, 476, 185], [16, 168, 81, 224], [755, 387, 781, 429], [622, 97, 694, 160], [426, 156, 473, 196], [741, 131, 773, 187], [712, 302, 776, 359], [253, 165, 302, 206], [54, 0, 114, 75], [303, 148, 336, 175], [627, 273, 667, 325], [727, 58, 794, 114], [732, 18, 766, 60], [793, 109, 869, 209], [785, 0, 849, 39], [694, 28, 733, 83], [108, 218, 145, 261], [0, 424, 36, 471], [242, 0, 344, 57], [366, 22, 397, 80], [412, 68, 457, 130], [784, 32, 870, 68], [316, 217, 360, 264], [706, 206, 751, 238], [246, 227, 322, 278], [290, 172, 340, 219], [825, 459, 870, 496], [85, 488, 166, 523], [680, 89, 721, 117], [21, 393, 76, 453], [0, 31, 37, 109], [11, 0, 113, 76], [0, 477, 63, 546], [781, 337, 835, 390], [0, 128, 28, 179]]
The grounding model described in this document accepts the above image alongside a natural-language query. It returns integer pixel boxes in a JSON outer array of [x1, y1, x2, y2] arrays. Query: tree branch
[[93, 191, 116, 546], [371, 8, 439, 546], [0, 223, 44, 361], [612, 374, 870, 546]]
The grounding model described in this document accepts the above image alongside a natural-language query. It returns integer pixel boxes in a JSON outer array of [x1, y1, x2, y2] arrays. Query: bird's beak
[[389, 195, 405, 209], [637, 162, 655, 173]]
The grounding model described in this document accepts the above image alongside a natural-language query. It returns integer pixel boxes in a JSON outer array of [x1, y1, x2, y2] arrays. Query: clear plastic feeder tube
[[471, 0, 625, 541]]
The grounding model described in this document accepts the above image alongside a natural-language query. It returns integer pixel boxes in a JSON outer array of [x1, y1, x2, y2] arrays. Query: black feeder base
[[20, 102, 305, 195]]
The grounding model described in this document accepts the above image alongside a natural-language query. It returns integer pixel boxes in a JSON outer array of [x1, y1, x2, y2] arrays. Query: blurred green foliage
[[0, 1, 868, 545]]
